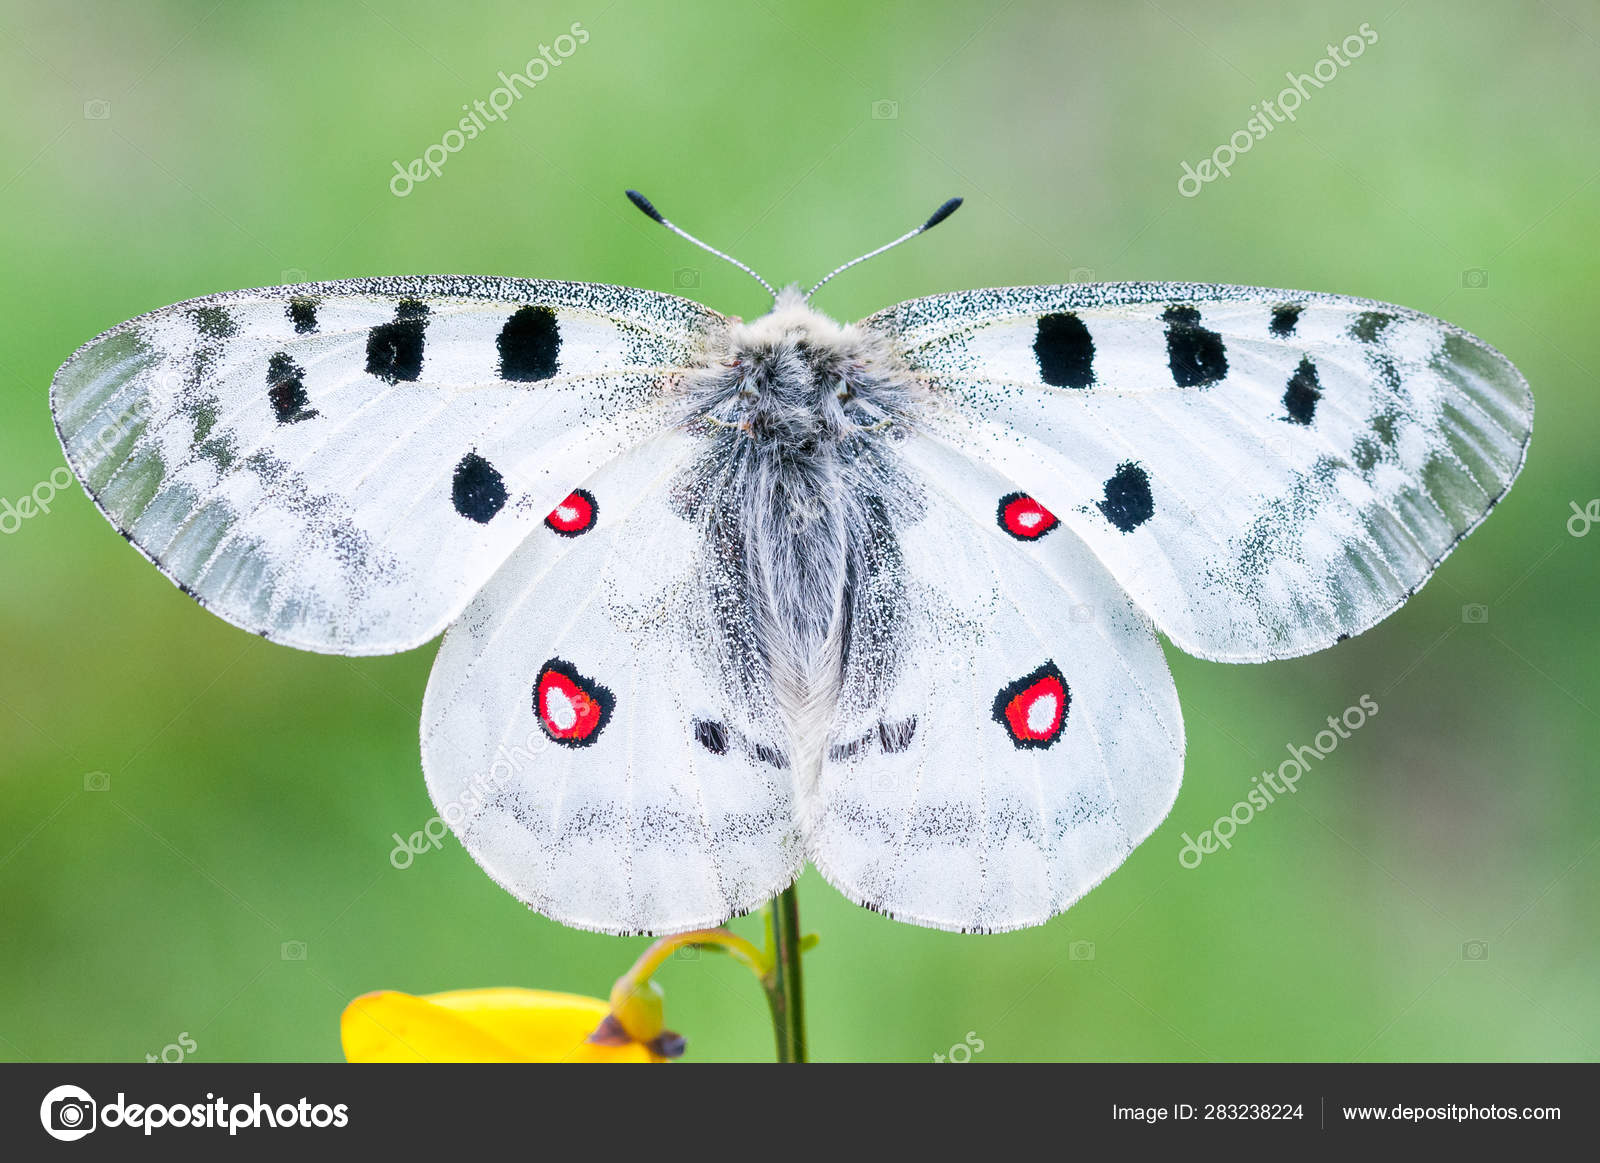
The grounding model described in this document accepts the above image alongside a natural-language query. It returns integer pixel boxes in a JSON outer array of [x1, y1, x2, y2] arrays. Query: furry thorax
[[670, 288, 928, 787]]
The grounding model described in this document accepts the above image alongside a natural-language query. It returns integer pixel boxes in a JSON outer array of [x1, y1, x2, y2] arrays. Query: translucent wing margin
[[51, 276, 723, 654], [864, 283, 1533, 661]]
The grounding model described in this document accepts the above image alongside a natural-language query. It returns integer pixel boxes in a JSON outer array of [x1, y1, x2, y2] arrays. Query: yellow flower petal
[[341, 989, 659, 1063]]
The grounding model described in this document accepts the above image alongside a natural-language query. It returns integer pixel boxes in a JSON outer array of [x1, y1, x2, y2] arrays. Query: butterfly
[[50, 192, 1532, 935]]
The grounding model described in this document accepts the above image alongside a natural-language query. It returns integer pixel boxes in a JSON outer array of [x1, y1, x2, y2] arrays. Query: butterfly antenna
[[803, 197, 963, 301], [625, 189, 778, 302]]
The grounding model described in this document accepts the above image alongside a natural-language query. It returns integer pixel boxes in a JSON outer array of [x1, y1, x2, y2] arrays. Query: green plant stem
[[765, 885, 807, 1062]]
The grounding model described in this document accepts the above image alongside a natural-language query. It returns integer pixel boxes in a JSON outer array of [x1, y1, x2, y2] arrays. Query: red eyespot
[[997, 492, 1058, 540], [534, 659, 614, 747], [545, 488, 597, 536], [992, 662, 1069, 749]]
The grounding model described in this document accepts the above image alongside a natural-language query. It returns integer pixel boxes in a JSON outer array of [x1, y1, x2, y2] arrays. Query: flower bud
[[608, 975, 666, 1042]]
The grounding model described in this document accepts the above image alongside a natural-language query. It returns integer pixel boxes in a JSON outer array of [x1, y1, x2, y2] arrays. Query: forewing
[[421, 431, 800, 936], [807, 434, 1183, 933], [51, 276, 722, 654], [865, 284, 1533, 661]]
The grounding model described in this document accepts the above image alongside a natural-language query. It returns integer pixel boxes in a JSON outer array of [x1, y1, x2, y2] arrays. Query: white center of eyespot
[[544, 686, 578, 730], [1027, 693, 1057, 734], [556, 505, 577, 522], [1018, 511, 1041, 527]]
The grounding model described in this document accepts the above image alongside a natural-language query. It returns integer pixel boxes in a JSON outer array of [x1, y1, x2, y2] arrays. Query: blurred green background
[[1, 0, 1596, 1063]]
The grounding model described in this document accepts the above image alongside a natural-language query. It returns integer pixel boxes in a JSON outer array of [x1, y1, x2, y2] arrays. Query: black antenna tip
[[921, 196, 963, 232], [625, 189, 666, 224]]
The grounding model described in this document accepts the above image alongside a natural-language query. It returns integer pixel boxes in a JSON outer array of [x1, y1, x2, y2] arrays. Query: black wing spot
[[1351, 437, 1381, 473], [287, 296, 319, 334], [451, 452, 507, 523], [827, 732, 872, 763], [1283, 355, 1322, 425], [497, 305, 562, 382], [366, 300, 429, 383], [752, 741, 789, 770], [1371, 405, 1401, 448], [1350, 311, 1394, 343], [1371, 351, 1402, 392], [266, 352, 318, 424], [878, 717, 918, 754], [1033, 312, 1095, 388], [1269, 303, 1302, 337], [191, 397, 220, 442], [197, 434, 236, 470], [190, 305, 238, 339], [692, 718, 728, 755], [1097, 461, 1154, 532], [1162, 304, 1228, 387]]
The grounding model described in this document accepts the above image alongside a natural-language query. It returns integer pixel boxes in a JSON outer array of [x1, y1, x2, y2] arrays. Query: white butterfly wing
[[51, 276, 721, 654], [865, 284, 1532, 661], [806, 435, 1183, 933], [421, 431, 801, 936]]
